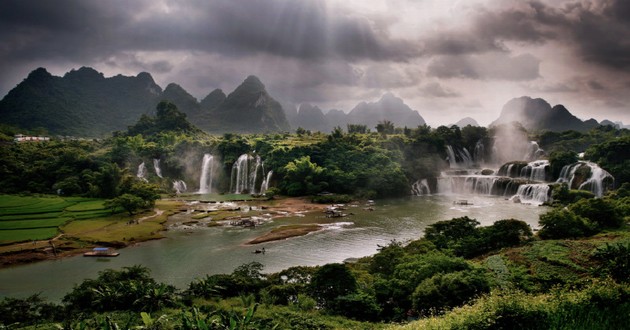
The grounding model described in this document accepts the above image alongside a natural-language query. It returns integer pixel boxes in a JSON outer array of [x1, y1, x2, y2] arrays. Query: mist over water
[[491, 124, 533, 165]]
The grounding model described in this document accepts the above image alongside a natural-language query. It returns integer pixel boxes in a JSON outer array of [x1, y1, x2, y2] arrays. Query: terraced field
[[0, 195, 110, 243]]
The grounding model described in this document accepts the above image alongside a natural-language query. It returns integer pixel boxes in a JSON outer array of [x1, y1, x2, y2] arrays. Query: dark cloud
[[427, 53, 540, 81], [587, 80, 605, 90], [0, 0, 418, 64]]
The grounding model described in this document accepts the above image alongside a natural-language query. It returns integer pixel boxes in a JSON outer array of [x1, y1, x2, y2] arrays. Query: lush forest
[[1, 101, 629, 329], [2, 101, 628, 202], [1, 183, 628, 329]]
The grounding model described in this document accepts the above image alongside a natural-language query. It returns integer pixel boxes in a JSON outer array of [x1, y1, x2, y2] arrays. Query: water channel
[[0, 194, 548, 301]]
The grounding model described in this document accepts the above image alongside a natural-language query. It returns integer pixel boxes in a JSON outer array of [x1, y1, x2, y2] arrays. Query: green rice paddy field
[[0, 195, 110, 243]]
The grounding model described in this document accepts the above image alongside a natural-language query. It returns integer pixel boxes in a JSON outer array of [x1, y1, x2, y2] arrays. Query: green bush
[[538, 208, 596, 239], [593, 243, 630, 283], [309, 263, 358, 310], [62, 265, 178, 313], [0, 294, 60, 326], [570, 197, 623, 229], [333, 291, 382, 321], [412, 269, 491, 315]]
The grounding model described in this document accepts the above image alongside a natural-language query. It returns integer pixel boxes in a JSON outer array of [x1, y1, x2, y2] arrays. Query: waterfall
[[446, 145, 474, 168], [524, 141, 545, 161], [520, 160, 549, 182], [173, 180, 187, 194], [557, 162, 614, 197], [513, 184, 550, 205], [137, 162, 147, 181], [260, 170, 274, 194], [153, 159, 163, 178], [231, 154, 264, 194], [411, 179, 431, 195], [198, 154, 215, 194], [474, 140, 485, 165]]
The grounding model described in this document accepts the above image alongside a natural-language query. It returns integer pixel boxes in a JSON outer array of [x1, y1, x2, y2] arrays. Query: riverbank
[[0, 199, 182, 268], [0, 196, 330, 268]]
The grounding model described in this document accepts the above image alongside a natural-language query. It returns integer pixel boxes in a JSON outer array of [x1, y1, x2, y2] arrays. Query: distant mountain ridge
[[286, 93, 426, 132], [0, 67, 289, 136], [491, 96, 599, 132]]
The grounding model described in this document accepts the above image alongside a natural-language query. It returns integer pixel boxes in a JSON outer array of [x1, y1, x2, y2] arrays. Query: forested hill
[[0, 67, 161, 137], [0, 68, 290, 136], [491, 96, 601, 132]]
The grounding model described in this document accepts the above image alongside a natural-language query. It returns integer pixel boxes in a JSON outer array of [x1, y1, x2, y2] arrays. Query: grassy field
[[0, 195, 112, 243]]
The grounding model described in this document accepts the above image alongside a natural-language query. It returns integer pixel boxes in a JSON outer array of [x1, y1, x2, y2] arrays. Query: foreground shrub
[[593, 243, 630, 283], [403, 280, 630, 330], [538, 208, 595, 239], [62, 265, 178, 313], [333, 291, 382, 321], [0, 294, 60, 326], [412, 269, 491, 315]]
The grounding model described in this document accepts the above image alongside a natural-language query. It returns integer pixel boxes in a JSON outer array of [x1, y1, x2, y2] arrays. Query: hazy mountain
[[212, 75, 290, 133], [325, 109, 350, 131], [491, 96, 599, 132], [0, 68, 290, 135], [293, 104, 329, 132], [200, 89, 226, 110], [347, 93, 425, 130], [453, 117, 479, 127], [161, 83, 201, 117], [0, 67, 161, 136], [281, 102, 299, 128]]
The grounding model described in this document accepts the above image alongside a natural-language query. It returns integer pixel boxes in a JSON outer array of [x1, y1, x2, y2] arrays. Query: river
[[0, 195, 548, 301]]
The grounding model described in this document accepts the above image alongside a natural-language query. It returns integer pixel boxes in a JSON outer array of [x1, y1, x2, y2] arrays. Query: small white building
[[14, 134, 50, 142]]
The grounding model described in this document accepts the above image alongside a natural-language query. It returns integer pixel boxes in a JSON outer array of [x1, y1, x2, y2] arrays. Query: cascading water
[[557, 161, 614, 197], [474, 140, 485, 165], [230, 154, 264, 194], [524, 141, 545, 161], [520, 160, 549, 182], [198, 154, 215, 194], [260, 170, 273, 194], [137, 162, 147, 181], [173, 180, 187, 194], [411, 179, 431, 195], [446, 145, 474, 168], [153, 159, 163, 178], [512, 184, 550, 205]]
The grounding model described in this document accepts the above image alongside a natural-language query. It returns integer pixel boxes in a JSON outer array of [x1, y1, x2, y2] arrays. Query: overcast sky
[[1, 0, 629, 126]]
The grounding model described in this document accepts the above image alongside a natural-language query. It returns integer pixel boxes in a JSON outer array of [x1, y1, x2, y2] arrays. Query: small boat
[[84, 247, 120, 257]]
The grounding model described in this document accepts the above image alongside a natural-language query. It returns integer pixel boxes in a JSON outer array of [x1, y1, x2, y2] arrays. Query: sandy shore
[[247, 224, 322, 244]]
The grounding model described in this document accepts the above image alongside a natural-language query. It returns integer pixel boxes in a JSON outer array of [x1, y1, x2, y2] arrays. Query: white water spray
[[198, 154, 215, 194], [153, 159, 163, 178], [137, 162, 147, 181]]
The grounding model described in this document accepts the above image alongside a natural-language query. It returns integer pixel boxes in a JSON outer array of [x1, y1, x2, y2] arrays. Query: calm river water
[[0, 195, 547, 301]]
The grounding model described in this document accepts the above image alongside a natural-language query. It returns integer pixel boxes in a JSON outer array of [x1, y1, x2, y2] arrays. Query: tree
[[570, 196, 624, 229], [104, 193, 145, 215], [412, 269, 491, 315], [309, 263, 358, 309], [282, 156, 327, 196], [538, 208, 595, 239], [347, 124, 367, 134], [376, 120, 395, 135], [424, 216, 480, 249]]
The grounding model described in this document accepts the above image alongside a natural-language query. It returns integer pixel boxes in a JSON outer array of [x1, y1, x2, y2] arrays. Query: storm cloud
[[0, 0, 629, 126]]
